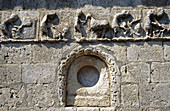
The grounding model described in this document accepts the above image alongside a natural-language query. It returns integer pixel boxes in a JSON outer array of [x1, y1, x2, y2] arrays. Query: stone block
[[121, 62, 150, 83], [22, 63, 57, 83], [146, 107, 170, 111], [127, 42, 163, 62], [100, 107, 116, 111], [0, 64, 21, 84], [0, 84, 26, 108], [1, 11, 39, 40], [164, 42, 170, 61], [64, 107, 77, 111], [118, 108, 139, 111], [26, 84, 56, 108], [104, 43, 127, 62], [121, 84, 139, 107], [139, 83, 170, 107], [0, 44, 32, 64], [151, 62, 170, 82], [77, 107, 99, 111], [32, 43, 62, 63]]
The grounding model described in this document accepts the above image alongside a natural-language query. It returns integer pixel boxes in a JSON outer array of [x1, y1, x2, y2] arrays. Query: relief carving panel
[[40, 10, 74, 41], [0, 11, 39, 41]]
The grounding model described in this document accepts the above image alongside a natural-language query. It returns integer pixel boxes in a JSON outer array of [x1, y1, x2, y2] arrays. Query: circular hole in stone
[[77, 65, 100, 87]]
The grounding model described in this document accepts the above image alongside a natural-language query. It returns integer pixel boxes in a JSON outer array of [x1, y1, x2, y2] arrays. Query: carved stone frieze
[[0, 8, 169, 43], [40, 10, 74, 41], [143, 8, 170, 37], [0, 11, 39, 41], [74, 8, 170, 42]]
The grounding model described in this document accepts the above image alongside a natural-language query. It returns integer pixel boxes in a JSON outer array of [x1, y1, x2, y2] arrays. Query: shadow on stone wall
[[1, 0, 170, 10]]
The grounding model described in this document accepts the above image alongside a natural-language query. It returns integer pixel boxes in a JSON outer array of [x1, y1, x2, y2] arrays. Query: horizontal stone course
[[0, 64, 21, 84], [22, 63, 57, 83], [127, 42, 163, 62]]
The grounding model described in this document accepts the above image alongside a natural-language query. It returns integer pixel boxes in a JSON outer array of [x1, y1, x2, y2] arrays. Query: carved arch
[[57, 46, 120, 107]]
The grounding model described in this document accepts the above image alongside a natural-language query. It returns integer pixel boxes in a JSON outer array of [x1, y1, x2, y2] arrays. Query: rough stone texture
[[140, 83, 170, 107], [0, 44, 32, 64], [151, 62, 170, 82], [32, 43, 62, 63], [127, 42, 163, 62], [26, 84, 57, 108], [0, 64, 21, 84], [104, 43, 127, 62], [0, 1, 169, 111], [0, 84, 26, 109], [121, 84, 139, 107], [121, 62, 150, 83], [164, 42, 170, 61], [22, 63, 57, 84]]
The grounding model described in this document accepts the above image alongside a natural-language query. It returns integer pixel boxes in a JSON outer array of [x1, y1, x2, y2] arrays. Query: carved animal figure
[[112, 10, 129, 33], [144, 10, 155, 37], [86, 13, 110, 38], [40, 13, 56, 36], [75, 9, 84, 32]]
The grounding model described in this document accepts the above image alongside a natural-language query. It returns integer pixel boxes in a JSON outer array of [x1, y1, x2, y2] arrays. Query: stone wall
[[0, 0, 170, 111]]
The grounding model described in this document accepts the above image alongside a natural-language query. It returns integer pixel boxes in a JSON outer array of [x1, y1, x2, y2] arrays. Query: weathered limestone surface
[[22, 63, 57, 83], [121, 62, 150, 83], [0, 0, 170, 111], [151, 62, 170, 82], [0, 44, 32, 64], [0, 64, 21, 84], [121, 84, 139, 107], [140, 83, 170, 107], [127, 42, 163, 62], [164, 42, 170, 61]]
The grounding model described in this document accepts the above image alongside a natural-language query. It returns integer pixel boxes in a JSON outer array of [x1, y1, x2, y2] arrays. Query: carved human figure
[[144, 10, 156, 37], [144, 8, 169, 37], [0, 13, 18, 39], [41, 13, 69, 40], [112, 10, 130, 37]]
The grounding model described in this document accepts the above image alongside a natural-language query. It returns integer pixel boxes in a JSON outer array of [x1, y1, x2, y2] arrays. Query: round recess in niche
[[77, 65, 100, 87]]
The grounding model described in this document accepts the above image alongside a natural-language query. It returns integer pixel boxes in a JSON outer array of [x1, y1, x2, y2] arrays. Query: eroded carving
[[144, 8, 170, 37], [0, 12, 37, 40], [40, 13, 69, 41], [74, 9, 146, 42], [74, 9, 112, 42]]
